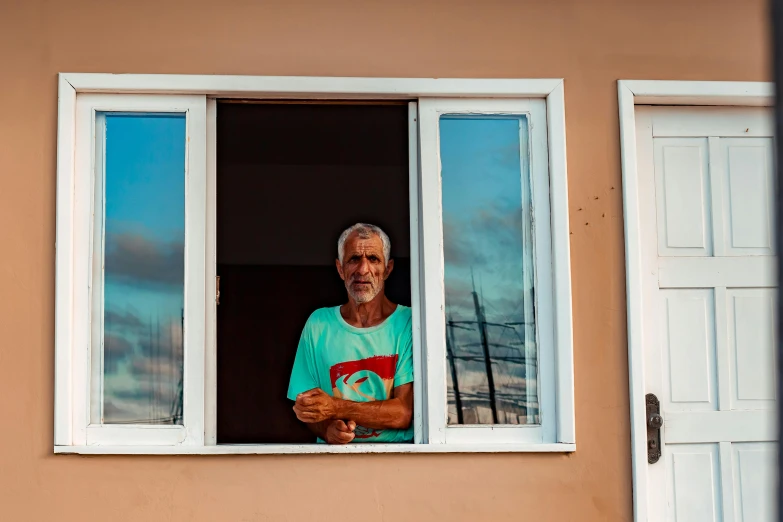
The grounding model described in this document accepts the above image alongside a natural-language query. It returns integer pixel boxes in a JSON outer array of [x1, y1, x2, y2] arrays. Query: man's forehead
[[344, 233, 383, 252]]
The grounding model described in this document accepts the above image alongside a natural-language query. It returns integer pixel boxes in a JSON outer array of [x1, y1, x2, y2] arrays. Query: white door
[[636, 106, 777, 522]]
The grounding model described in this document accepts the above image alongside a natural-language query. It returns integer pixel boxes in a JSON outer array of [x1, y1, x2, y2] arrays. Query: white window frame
[[55, 74, 573, 454], [68, 93, 207, 446], [418, 98, 556, 445]]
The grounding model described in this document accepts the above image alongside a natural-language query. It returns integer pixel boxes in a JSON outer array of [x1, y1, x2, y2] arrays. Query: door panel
[[728, 289, 777, 407], [650, 106, 773, 138], [661, 289, 717, 409], [720, 138, 775, 255], [733, 442, 775, 522], [654, 139, 712, 256], [667, 443, 722, 522]]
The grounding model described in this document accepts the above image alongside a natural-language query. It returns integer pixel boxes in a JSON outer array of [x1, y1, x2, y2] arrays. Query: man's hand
[[293, 388, 340, 423], [324, 419, 357, 444], [293, 383, 413, 436]]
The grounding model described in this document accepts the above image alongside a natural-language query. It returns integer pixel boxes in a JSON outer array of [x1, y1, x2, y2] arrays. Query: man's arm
[[293, 383, 413, 430]]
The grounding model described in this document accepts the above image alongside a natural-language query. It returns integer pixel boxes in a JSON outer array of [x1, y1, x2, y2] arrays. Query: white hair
[[337, 223, 391, 264]]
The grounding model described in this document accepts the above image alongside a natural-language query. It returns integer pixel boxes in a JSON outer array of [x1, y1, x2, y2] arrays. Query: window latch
[[646, 393, 663, 464]]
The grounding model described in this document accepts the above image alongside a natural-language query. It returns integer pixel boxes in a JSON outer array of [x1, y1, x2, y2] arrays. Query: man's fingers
[[325, 420, 356, 444], [332, 420, 357, 433], [292, 406, 319, 423], [338, 432, 355, 443], [332, 430, 355, 444], [296, 390, 323, 406], [295, 410, 315, 420], [296, 389, 320, 401], [293, 403, 315, 415]]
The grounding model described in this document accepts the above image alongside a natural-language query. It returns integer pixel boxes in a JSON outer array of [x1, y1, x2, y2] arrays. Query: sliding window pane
[[93, 113, 186, 425], [440, 115, 539, 425]]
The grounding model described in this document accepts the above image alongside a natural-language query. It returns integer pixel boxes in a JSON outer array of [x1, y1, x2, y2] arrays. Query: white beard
[[347, 281, 382, 304]]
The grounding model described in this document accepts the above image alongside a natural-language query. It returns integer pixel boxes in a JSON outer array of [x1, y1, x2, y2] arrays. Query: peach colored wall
[[0, 0, 769, 520]]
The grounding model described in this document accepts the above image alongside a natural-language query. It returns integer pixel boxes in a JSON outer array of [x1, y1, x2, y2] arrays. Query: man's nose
[[356, 258, 370, 274]]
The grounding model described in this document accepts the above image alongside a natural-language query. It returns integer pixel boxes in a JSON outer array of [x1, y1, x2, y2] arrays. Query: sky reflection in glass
[[99, 113, 185, 425], [440, 115, 539, 425]]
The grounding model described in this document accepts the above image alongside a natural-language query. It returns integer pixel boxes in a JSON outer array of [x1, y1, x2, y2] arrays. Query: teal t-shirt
[[287, 305, 414, 443]]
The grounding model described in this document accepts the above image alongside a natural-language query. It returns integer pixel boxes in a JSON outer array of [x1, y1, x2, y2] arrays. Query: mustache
[[349, 276, 375, 284]]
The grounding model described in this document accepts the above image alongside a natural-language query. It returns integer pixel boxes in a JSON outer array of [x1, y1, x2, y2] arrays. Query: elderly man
[[287, 223, 413, 444]]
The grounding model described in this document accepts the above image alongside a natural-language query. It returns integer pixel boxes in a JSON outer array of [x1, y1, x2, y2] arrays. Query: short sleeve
[[394, 313, 414, 386], [287, 318, 319, 400]]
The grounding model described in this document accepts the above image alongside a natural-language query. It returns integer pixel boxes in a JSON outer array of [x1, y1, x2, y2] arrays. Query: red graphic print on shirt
[[329, 355, 398, 439]]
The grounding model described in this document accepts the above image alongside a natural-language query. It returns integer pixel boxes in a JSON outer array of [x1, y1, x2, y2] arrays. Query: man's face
[[336, 233, 393, 304]]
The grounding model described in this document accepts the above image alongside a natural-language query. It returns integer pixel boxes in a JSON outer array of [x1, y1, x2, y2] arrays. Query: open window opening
[[215, 101, 412, 444]]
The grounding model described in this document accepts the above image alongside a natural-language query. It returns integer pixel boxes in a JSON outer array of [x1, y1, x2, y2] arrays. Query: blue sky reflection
[[101, 113, 185, 424], [440, 115, 539, 425]]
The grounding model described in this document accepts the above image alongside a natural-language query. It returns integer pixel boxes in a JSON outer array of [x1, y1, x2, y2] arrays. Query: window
[[66, 94, 206, 446], [55, 75, 573, 453], [419, 100, 555, 444]]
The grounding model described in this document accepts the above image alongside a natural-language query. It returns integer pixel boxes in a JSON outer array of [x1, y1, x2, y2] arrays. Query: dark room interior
[[216, 101, 411, 443]]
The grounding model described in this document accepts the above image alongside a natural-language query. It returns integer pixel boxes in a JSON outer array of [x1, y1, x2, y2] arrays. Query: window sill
[[55, 442, 575, 455]]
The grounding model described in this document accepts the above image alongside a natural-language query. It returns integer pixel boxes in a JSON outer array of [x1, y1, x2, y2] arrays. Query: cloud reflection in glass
[[439, 115, 539, 426], [98, 113, 185, 425]]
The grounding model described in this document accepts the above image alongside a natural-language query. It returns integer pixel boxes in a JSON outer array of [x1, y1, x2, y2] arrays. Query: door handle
[[646, 393, 663, 464]]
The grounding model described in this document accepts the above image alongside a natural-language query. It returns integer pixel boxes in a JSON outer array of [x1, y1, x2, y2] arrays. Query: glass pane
[[440, 115, 539, 425], [96, 113, 186, 425]]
